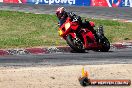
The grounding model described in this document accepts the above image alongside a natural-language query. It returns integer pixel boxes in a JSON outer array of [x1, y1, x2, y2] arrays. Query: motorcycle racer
[[56, 7, 110, 52], [55, 7, 99, 42]]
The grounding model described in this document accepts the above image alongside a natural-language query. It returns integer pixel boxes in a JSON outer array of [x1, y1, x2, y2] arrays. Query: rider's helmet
[[56, 7, 66, 19]]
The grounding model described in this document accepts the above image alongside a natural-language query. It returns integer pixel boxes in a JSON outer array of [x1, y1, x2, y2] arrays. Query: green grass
[[0, 10, 132, 49]]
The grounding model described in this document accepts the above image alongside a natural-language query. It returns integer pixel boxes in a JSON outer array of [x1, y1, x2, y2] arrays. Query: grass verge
[[0, 10, 132, 49]]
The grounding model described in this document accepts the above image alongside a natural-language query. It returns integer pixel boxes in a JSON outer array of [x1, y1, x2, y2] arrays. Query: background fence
[[0, 0, 132, 7]]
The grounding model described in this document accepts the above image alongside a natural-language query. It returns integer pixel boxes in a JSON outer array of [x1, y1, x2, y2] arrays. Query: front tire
[[66, 34, 85, 53]]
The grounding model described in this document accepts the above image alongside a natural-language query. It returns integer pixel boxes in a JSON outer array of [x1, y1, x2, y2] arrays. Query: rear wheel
[[100, 36, 110, 52], [66, 34, 85, 53]]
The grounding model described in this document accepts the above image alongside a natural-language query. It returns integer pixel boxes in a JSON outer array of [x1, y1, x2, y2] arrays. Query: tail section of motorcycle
[[81, 22, 110, 52]]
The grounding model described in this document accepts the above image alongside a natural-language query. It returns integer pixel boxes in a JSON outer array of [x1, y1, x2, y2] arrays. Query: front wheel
[[100, 36, 110, 52], [66, 34, 85, 53]]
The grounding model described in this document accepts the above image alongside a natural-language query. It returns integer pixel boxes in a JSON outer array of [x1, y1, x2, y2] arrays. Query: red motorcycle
[[58, 17, 110, 52]]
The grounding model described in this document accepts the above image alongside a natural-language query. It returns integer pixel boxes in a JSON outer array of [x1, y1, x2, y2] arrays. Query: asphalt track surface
[[0, 48, 132, 66], [0, 3, 132, 66]]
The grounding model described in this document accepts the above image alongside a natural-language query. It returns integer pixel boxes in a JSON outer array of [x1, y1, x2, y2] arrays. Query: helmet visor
[[56, 12, 63, 19]]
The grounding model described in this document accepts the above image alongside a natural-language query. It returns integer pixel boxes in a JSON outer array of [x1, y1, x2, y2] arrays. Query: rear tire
[[66, 34, 85, 53], [100, 36, 110, 52]]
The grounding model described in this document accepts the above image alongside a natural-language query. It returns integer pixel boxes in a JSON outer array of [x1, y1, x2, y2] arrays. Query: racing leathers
[[58, 12, 99, 42]]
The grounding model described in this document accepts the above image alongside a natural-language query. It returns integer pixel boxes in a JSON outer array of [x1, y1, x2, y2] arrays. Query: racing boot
[[96, 25, 104, 43], [92, 30, 100, 43], [97, 25, 104, 36]]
